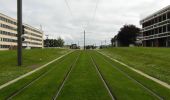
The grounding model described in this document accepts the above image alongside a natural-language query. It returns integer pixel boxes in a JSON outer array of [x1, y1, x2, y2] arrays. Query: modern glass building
[[140, 5, 170, 47], [0, 13, 43, 50]]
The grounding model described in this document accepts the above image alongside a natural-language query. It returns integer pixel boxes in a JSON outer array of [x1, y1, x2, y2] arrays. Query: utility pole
[[84, 30, 86, 50], [17, 0, 22, 66], [78, 41, 79, 47]]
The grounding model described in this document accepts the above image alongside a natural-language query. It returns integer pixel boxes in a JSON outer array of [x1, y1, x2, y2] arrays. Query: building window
[[158, 16, 162, 22], [159, 27, 162, 33], [0, 16, 16, 25], [168, 24, 170, 31], [163, 25, 167, 32], [163, 14, 166, 21], [168, 12, 170, 19]]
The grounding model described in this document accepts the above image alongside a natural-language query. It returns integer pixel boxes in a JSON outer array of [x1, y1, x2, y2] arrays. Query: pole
[[78, 41, 79, 47], [84, 30, 85, 50], [17, 0, 22, 66]]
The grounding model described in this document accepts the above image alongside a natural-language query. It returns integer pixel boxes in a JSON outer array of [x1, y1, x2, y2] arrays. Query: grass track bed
[[0, 51, 79, 100], [96, 51, 170, 100], [1, 50, 170, 100], [57, 51, 112, 100], [99, 48, 170, 84], [0, 48, 72, 85], [91, 51, 159, 100]]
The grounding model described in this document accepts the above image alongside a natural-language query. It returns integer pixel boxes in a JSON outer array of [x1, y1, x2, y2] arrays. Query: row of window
[[0, 23, 17, 31], [31, 42, 42, 45], [143, 12, 170, 28], [143, 32, 170, 40], [0, 30, 17, 37], [0, 16, 42, 35], [23, 41, 42, 45], [25, 26, 42, 35], [0, 45, 10, 48], [0, 29, 42, 40], [0, 38, 17, 42], [24, 36, 42, 42], [143, 24, 170, 36], [25, 31, 42, 38], [0, 16, 17, 25]]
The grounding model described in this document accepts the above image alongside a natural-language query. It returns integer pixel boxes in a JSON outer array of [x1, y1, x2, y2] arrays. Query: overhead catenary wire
[[64, 0, 100, 46], [64, 0, 74, 18], [86, 0, 100, 29]]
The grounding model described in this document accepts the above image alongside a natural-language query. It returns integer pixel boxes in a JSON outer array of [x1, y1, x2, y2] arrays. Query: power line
[[86, 0, 100, 29], [64, 0, 100, 47], [64, 0, 74, 18]]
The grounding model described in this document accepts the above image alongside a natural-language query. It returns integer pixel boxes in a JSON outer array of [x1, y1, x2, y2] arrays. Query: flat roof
[[141, 5, 170, 22]]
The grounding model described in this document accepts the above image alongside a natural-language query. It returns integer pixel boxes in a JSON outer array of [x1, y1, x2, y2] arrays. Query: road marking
[[98, 51, 170, 90], [91, 56, 115, 100], [53, 52, 81, 100], [0, 51, 74, 90]]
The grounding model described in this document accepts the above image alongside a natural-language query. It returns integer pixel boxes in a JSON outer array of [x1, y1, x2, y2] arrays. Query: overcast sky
[[0, 0, 170, 46]]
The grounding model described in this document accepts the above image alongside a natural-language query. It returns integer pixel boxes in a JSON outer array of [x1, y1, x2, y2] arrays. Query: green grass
[[0, 48, 72, 85], [0, 51, 79, 100], [91, 51, 159, 100], [1, 50, 169, 100], [11, 51, 79, 100], [99, 47, 170, 84], [57, 51, 112, 100], [96, 51, 170, 99]]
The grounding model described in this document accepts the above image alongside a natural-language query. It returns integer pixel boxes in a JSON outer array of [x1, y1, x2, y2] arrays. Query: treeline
[[44, 37, 64, 47], [111, 24, 141, 47]]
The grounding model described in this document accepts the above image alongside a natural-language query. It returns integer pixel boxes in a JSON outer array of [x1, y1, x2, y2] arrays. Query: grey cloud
[[0, 0, 170, 46]]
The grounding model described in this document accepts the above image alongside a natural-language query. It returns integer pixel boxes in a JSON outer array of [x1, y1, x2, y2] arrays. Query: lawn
[[57, 51, 112, 100], [92, 51, 170, 100], [0, 50, 169, 100], [90, 51, 159, 100], [0, 48, 72, 85], [99, 47, 170, 84], [0, 51, 79, 100]]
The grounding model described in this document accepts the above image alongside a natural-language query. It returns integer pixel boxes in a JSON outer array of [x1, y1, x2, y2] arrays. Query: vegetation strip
[[56, 51, 112, 100], [6, 55, 67, 100], [90, 55, 115, 100], [0, 51, 74, 90], [8, 51, 79, 100], [91, 51, 159, 100], [53, 53, 80, 100], [99, 53, 163, 100], [98, 51, 170, 89]]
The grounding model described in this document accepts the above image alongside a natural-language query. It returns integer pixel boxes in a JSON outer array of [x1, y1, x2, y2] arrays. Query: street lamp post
[[17, 0, 23, 66], [84, 30, 85, 50]]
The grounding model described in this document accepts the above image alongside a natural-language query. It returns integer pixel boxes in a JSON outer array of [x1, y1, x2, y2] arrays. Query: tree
[[117, 24, 140, 46], [111, 35, 117, 46], [44, 37, 64, 47], [57, 37, 64, 47]]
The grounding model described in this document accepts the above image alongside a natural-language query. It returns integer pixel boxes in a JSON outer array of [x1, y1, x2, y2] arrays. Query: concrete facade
[[0, 13, 43, 50], [140, 5, 170, 47]]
